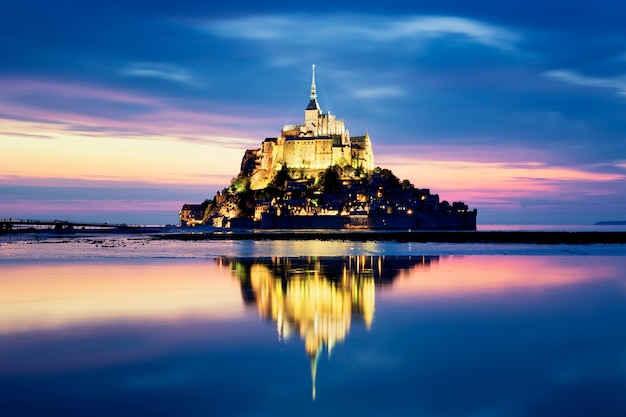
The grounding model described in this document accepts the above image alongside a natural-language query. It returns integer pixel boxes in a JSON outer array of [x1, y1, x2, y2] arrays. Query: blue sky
[[1, 1, 625, 224]]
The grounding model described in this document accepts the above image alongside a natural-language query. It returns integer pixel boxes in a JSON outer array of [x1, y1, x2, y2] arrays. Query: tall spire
[[306, 64, 321, 112], [310, 64, 317, 100]]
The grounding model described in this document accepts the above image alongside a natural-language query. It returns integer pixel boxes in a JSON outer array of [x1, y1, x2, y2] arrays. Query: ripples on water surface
[[1, 238, 626, 416]]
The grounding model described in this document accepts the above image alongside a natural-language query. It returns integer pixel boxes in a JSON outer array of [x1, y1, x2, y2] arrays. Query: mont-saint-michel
[[180, 66, 477, 230]]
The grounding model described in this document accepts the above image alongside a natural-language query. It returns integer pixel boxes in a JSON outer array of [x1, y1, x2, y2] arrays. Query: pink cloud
[[0, 78, 284, 147], [0, 199, 181, 214]]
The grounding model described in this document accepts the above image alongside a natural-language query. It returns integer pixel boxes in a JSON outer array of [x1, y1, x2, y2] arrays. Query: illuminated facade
[[252, 65, 374, 189]]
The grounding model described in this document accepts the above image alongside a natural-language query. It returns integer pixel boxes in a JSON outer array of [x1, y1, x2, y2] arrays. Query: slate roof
[[306, 98, 320, 111]]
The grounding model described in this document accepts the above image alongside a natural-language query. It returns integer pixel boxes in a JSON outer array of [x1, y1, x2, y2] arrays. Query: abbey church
[[180, 65, 476, 230], [248, 65, 374, 189]]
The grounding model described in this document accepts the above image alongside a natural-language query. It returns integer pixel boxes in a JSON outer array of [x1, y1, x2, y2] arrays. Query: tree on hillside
[[237, 189, 256, 217], [318, 166, 341, 195], [378, 168, 401, 190], [230, 176, 251, 194], [269, 165, 292, 191], [201, 199, 215, 222]]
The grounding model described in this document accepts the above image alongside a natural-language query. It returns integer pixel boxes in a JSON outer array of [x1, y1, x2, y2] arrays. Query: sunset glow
[[0, 115, 251, 184], [2, 3, 626, 224]]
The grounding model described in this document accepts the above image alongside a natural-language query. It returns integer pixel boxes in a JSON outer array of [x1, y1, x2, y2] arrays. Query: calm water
[[478, 223, 626, 232], [1, 239, 626, 416]]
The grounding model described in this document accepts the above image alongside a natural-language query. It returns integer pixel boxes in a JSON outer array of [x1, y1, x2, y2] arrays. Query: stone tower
[[251, 66, 375, 189]]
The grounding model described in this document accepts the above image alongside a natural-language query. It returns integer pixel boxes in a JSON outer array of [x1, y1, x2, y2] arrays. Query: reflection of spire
[[310, 343, 321, 400], [225, 256, 439, 399], [361, 278, 376, 329], [249, 260, 373, 400]]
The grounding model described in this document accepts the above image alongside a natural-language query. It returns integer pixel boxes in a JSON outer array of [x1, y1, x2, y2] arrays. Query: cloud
[[2, 4, 625, 224], [545, 70, 626, 96], [0, 131, 53, 140], [0, 179, 221, 224], [0, 78, 274, 149], [0, 78, 157, 107], [377, 149, 625, 185], [373, 144, 626, 222], [352, 86, 405, 99], [203, 14, 520, 52], [388, 16, 520, 51], [121, 62, 200, 86]]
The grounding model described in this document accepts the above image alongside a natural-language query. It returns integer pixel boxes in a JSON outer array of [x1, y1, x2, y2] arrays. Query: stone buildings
[[179, 66, 476, 230], [250, 65, 374, 189], [179, 202, 206, 226]]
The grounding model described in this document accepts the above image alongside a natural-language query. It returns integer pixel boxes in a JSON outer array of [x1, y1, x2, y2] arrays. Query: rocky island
[[180, 66, 477, 230]]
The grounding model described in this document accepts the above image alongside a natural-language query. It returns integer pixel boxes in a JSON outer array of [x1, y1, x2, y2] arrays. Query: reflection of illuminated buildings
[[221, 255, 437, 399]]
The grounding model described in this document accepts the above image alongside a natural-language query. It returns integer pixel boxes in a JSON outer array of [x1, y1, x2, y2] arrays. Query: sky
[[1, 1, 626, 225]]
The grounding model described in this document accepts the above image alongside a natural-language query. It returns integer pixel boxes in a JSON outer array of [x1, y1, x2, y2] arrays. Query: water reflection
[[221, 256, 438, 398], [0, 260, 245, 334], [1, 255, 625, 416]]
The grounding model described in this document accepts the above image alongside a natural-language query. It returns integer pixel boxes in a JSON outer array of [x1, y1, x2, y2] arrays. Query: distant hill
[[595, 221, 626, 225]]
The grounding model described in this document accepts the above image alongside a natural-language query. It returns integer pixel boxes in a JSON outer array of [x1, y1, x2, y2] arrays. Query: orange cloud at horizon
[[376, 146, 625, 208], [0, 77, 285, 188], [1, 118, 248, 186]]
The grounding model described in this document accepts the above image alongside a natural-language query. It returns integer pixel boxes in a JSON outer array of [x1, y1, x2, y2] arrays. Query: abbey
[[179, 65, 476, 230], [249, 65, 374, 189]]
